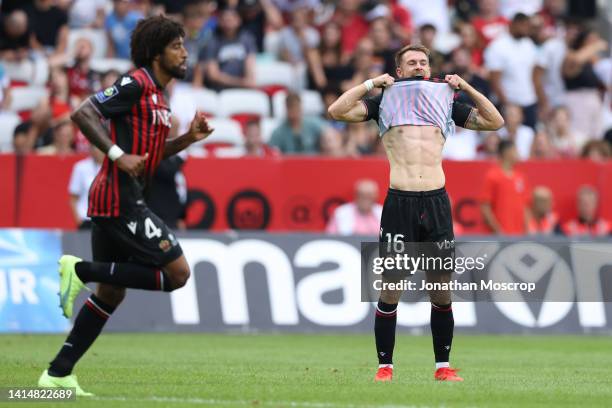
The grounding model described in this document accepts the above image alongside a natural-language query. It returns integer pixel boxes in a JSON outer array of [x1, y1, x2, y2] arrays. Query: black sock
[[48, 294, 116, 377], [431, 302, 454, 363], [375, 301, 397, 365], [75, 261, 172, 291]]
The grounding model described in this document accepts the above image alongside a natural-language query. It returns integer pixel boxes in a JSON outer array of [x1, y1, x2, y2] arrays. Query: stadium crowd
[[0, 0, 610, 235]]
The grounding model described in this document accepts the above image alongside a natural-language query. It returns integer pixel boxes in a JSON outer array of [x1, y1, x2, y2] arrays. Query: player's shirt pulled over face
[[88, 68, 172, 217]]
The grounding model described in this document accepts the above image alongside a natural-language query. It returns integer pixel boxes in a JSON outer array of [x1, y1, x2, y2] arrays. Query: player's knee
[[167, 268, 190, 290], [429, 290, 451, 305], [380, 289, 401, 304], [96, 285, 126, 307]]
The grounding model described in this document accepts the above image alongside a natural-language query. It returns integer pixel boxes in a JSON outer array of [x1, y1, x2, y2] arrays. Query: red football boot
[[434, 367, 463, 382], [374, 366, 393, 382]]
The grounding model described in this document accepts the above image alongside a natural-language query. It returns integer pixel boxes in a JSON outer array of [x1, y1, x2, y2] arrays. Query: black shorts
[[379, 187, 454, 244], [91, 206, 183, 267]]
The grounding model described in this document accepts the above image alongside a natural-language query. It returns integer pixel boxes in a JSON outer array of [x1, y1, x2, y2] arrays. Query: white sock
[[435, 362, 450, 370], [379, 364, 393, 369]]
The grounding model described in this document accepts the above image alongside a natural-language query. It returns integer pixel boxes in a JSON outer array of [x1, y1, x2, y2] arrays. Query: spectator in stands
[[399, 0, 450, 35], [498, 104, 534, 160], [533, 18, 572, 120], [12, 122, 34, 155], [529, 131, 557, 159], [560, 186, 610, 236], [417, 23, 447, 75], [345, 121, 379, 156], [561, 26, 607, 140], [319, 22, 352, 92], [100, 69, 120, 89], [456, 21, 484, 69], [319, 127, 346, 157], [581, 140, 611, 163], [480, 140, 529, 235], [0, 10, 31, 61], [237, 0, 283, 52], [527, 186, 558, 235], [241, 119, 280, 157], [270, 92, 325, 154], [183, 1, 217, 85], [203, 7, 257, 90], [68, 0, 106, 29], [0, 63, 10, 110], [369, 17, 400, 77], [471, 0, 508, 52], [67, 38, 97, 101], [538, 0, 566, 37], [485, 13, 538, 129], [25, 0, 69, 57], [448, 46, 491, 106], [332, 0, 370, 62], [477, 132, 501, 160], [326, 179, 382, 235], [546, 106, 583, 157], [106, 0, 143, 59], [36, 117, 75, 156], [498, 0, 543, 20], [340, 38, 382, 93], [278, 3, 327, 90], [68, 145, 104, 229]]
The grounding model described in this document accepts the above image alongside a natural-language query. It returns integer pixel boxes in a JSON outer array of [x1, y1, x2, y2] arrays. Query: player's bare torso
[[382, 124, 445, 191]]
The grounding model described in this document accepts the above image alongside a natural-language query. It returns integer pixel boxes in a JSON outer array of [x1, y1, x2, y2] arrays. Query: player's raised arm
[[163, 112, 215, 158], [328, 73, 394, 122], [445, 74, 504, 131]]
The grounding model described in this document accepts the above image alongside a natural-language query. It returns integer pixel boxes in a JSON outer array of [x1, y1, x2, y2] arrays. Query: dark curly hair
[[130, 15, 185, 68]]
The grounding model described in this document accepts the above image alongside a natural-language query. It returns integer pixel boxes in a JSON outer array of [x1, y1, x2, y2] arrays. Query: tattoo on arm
[[466, 108, 482, 130]]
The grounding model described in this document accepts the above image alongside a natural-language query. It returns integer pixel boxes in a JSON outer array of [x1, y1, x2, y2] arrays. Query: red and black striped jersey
[[87, 67, 172, 218]]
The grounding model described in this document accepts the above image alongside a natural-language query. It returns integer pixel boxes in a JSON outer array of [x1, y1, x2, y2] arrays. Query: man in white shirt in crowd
[[498, 104, 535, 159], [326, 179, 382, 235], [485, 13, 539, 128], [68, 145, 104, 229]]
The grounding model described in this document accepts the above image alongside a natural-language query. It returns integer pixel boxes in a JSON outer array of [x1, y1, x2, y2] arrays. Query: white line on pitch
[[91, 395, 430, 408]]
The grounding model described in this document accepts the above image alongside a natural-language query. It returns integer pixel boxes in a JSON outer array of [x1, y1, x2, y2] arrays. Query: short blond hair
[[394, 44, 430, 68]]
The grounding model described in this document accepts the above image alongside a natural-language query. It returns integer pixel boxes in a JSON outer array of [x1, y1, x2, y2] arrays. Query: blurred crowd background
[[1, 0, 611, 160], [0, 0, 610, 236]]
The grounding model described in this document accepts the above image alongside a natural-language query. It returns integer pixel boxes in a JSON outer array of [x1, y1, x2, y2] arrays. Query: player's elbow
[[492, 117, 504, 130], [327, 104, 341, 120]]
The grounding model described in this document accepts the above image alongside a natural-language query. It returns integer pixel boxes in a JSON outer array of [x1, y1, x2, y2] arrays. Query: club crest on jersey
[[95, 86, 118, 103]]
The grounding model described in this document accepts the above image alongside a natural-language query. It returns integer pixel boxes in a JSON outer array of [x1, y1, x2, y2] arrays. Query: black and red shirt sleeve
[[89, 75, 143, 119], [451, 100, 474, 128], [361, 93, 383, 122]]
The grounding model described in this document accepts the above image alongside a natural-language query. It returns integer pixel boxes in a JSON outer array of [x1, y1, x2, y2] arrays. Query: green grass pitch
[[1, 333, 611, 407]]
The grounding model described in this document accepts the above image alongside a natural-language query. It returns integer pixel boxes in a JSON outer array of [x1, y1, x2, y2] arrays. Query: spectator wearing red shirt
[[471, 0, 508, 51], [560, 186, 610, 237], [481, 140, 529, 235], [527, 186, 559, 235], [66, 38, 97, 101], [332, 0, 370, 62]]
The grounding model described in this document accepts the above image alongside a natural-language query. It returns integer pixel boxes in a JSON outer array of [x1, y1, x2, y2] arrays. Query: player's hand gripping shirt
[[361, 77, 473, 138]]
